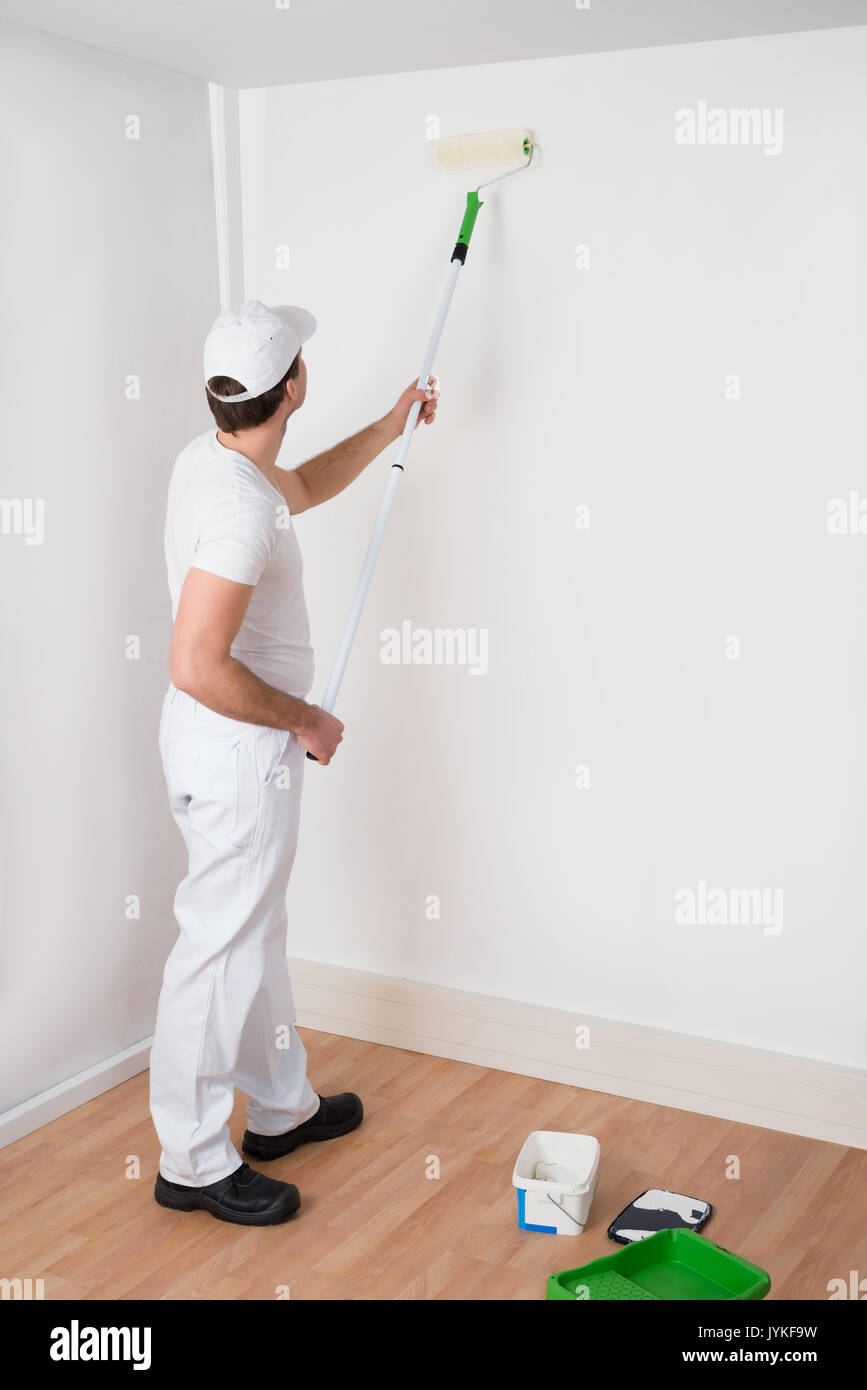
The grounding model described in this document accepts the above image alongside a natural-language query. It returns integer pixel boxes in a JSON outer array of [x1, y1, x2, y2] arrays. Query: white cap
[[204, 300, 317, 402]]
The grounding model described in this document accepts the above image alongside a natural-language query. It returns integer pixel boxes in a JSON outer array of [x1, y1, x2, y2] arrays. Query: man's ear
[[284, 377, 297, 404]]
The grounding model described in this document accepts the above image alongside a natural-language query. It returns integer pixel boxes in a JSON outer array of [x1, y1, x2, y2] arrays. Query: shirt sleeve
[[191, 492, 278, 587]]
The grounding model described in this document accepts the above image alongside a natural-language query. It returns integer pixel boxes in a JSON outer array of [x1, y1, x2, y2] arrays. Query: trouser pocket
[[165, 712, 295, 853], [260, 729, 292, 789], [227, 735, 258, 850], [228, 727, 294, 848]]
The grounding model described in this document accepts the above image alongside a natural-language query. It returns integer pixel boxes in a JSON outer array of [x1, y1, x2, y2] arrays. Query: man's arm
[[170, 567, 344, 764], [276, 376, 439, 515]]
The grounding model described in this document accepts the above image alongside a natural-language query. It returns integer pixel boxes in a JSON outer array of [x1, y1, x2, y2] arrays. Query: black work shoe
[[154, 1162, 300, 1225], [242, 1092, 363, 1160]]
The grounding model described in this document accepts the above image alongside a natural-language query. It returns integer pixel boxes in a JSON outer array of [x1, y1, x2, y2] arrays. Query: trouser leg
[[150, 691, 315, 1186], [234, 917, 320, 1136]]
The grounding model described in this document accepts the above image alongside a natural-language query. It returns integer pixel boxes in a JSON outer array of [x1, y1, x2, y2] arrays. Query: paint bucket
[[512, 1131, 600, 1235]]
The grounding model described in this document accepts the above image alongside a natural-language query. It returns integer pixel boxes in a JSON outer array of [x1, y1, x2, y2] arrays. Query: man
[[151, 301, 439, 1225]]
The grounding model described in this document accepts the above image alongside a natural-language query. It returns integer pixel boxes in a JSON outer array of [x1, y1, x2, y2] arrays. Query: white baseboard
[[0, 1039, 152, 1149], [3, 965, 865, 1153], [290, 958, 867, 1150]]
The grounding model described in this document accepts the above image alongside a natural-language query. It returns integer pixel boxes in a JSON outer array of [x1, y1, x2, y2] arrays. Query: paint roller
[[307, 128, 535, 759]]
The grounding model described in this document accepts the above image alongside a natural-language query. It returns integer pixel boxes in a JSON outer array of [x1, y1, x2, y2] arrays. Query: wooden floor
[[1, 1030, 864, 1300]]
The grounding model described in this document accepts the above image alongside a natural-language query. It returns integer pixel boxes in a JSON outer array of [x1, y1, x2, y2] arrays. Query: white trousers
[[150, 685, 319, 1186]]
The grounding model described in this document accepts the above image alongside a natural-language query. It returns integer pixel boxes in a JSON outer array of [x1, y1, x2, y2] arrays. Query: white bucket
[[512, 1131, 600, 1236]]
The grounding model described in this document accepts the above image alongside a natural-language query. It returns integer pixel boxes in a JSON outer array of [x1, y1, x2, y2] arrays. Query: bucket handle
[[546, 1194, 586, 1229]]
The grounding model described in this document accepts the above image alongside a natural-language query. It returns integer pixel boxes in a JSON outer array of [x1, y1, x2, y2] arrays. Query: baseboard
[[4, 967, 864, 1153], [0, 1039, 152, 1149], [290, 958, 867, 1150]]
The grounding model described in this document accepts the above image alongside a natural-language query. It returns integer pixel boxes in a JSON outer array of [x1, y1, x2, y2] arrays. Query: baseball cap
[[204, 300, 317, 402]]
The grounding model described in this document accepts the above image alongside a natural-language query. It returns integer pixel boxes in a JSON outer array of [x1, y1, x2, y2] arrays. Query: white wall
[[0, 22, 219, 1113], [240, 25, 867, 1071]]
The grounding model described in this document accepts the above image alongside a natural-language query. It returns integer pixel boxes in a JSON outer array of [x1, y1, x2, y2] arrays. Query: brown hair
[[206, 353, 300, 433]]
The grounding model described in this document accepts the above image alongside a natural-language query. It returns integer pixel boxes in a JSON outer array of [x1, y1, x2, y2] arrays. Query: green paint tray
[[547, 1228, 770, 1301]]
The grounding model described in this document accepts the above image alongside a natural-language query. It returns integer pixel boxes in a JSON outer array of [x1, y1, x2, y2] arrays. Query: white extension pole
[[319, 256, 464, 715]]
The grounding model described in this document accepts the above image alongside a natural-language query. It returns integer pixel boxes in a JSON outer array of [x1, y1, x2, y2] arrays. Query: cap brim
[[273, 305, 317, 345]]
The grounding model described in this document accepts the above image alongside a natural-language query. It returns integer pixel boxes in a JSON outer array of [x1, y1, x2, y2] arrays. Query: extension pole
[[307, 193, 484, 755]]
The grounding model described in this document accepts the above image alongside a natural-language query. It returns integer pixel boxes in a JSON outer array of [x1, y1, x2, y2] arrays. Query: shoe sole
[[242, 1098, 364, 1161], [154, 1180, 300, 1226]]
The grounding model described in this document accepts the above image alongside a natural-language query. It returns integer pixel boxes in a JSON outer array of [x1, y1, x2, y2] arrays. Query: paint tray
[[607, 1188, 712, 1244], [546, 1228, 770, 1301]]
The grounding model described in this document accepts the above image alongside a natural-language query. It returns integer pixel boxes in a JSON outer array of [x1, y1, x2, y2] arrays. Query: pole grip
[[453, 191, 483, 260]]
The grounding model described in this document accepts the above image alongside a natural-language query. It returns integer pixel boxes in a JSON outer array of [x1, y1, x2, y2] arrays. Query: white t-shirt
[[164, 430, 314, 698]]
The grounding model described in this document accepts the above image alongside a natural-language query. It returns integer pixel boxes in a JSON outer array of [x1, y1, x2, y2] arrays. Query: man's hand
[[297, 704, 345, 765], [385, 375, 440, 441], [274, 375, 442, 516]]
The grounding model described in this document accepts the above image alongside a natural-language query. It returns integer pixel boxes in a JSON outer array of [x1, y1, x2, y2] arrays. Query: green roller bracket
[[456, 191, 483, 248]]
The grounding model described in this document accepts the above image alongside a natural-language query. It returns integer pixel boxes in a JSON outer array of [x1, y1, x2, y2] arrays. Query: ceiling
[[1, 0, 865, 89]]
